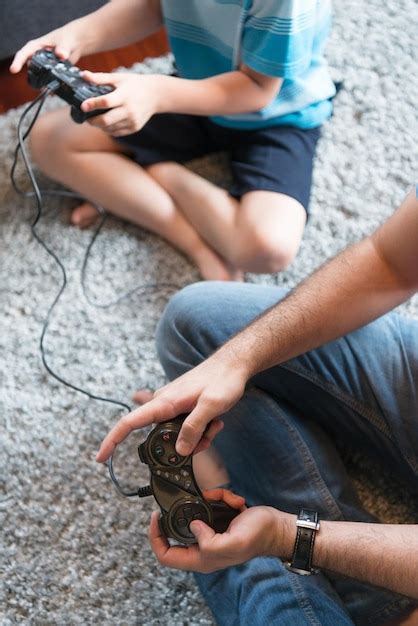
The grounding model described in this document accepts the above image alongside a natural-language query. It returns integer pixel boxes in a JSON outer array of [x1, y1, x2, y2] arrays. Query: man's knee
[[156, 282, 222, 377]]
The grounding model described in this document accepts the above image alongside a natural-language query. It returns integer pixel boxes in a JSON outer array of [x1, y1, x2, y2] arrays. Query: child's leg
[[147, 123, 319, 274], [29, 108, 235, 281], [148, 162, 306, 273]]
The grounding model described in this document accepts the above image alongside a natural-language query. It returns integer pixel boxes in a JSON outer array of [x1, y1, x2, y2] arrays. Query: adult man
[[97, 188, 418, 625]]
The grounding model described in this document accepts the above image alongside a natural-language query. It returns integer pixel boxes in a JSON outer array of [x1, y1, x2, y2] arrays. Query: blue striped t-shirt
[[161, 0, 336, 129]]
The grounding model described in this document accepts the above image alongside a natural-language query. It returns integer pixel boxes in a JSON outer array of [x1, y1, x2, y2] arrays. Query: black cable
[[11, 93, 185, 497], [107, 455, 152, 498], [80, 222, 182, 309], [14, 94, 131, 412], [10, 90, 49, 198], [11, 96, 182, 311]]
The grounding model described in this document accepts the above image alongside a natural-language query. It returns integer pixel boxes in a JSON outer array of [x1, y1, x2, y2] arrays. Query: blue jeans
[[156, 282, 418, 626]]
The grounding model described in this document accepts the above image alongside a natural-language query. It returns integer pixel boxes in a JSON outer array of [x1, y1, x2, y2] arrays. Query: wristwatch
[[285, 509, 320, 575]]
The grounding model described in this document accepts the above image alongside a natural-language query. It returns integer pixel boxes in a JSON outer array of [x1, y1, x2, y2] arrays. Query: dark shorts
[[117, 114, 321, 214]]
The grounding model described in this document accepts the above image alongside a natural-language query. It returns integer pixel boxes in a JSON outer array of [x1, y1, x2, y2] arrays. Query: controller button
[[155, 445, 164, 457], [183, 506, 193, 519], [164, 472, 170, 479], [156, 470, 161, 476], [184, 480, 192, 489], [193, 512, 203, 520], [162, 432, 171, 442], [180, 470, 189, 477], [168, 454, 179, 464], [177, 517, 188, 529], [174, 474, 181, 482]]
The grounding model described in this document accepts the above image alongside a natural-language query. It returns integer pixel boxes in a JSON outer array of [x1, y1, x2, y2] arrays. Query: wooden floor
[[0, 31, 168, 114]]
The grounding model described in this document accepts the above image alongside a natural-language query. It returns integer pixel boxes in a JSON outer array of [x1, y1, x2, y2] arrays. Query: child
[[11, 0, 335, 280]]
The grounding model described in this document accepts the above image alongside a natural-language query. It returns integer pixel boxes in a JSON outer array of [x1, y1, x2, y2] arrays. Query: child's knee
[[234, 228, 301, 273], [256, 233, 299, 273], [29, 113, 61, 169]]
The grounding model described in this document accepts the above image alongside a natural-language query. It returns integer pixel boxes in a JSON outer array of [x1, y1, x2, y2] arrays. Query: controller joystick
[[27, 49, 114, 124], [138, 415, 240, 544]]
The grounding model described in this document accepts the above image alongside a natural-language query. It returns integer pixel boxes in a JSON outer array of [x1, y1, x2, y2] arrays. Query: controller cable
[[11, 90, 178, 498]]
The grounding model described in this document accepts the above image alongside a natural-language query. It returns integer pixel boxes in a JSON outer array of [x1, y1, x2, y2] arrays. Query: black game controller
[[27, 49, 114, 124], [138, 415, 240, 544]]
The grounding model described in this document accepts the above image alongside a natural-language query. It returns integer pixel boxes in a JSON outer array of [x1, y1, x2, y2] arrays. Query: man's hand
[[96, 352, 249, 462], [149, 488, 295, 573], [81, 71, 163, 137]]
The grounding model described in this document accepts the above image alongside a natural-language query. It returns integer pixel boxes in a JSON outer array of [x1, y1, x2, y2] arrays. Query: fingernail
[[190, 521, 201, 536]]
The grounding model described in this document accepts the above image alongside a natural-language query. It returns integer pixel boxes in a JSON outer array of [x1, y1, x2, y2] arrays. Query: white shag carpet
[[1, 0, 417, 623]]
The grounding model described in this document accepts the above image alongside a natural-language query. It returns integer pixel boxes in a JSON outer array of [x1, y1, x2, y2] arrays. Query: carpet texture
[[1, 0, 417, 623]]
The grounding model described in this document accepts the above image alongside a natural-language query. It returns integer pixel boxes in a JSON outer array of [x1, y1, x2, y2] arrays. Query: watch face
[[297, 509, 320, 530]]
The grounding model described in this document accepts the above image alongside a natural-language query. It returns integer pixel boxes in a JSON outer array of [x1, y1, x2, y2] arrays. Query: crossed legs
[[29, 108, 306, 280], [155, 281, 418, 626]]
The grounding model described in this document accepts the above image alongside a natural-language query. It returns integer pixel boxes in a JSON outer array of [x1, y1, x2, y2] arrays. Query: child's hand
[[81, 71, 162, 136], [10, 26, 84, 74]]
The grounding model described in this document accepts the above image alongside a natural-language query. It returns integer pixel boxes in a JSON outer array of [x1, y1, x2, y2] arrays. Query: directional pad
[[169, 499, 212, 541]]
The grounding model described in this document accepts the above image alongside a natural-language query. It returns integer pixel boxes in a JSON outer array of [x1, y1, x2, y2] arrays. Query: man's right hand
[[9, 25, 85, 74], [96, 351, 250, 463]]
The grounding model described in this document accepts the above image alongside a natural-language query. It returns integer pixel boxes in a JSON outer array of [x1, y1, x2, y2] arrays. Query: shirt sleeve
[[241, 0, 321, 79]]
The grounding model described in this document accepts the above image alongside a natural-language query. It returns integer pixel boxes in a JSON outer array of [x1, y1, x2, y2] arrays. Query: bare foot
[[71, 202, 100, 229], [191, 244, 243, 282], [133, 389, 154, 405]]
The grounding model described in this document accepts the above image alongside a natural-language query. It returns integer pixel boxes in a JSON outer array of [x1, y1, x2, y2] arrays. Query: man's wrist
[[270, 510, 297, 560], [212, 342, 254, 382]]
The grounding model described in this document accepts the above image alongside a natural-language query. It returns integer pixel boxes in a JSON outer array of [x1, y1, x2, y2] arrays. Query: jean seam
[[279, 362, 393, 438], [288, 573, 336, 626], [278, 361, 418, 474]]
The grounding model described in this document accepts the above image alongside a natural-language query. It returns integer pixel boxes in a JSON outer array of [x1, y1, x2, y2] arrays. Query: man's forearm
[[217, 235, 415, 378], [215, 190, 418, 378], [276, 515, 418, 599], [316, 520, 418, 599], [71, 0, 163, 57]]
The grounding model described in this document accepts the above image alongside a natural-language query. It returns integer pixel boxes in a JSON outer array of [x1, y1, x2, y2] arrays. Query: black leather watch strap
[[285, 509, 320, 575]]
